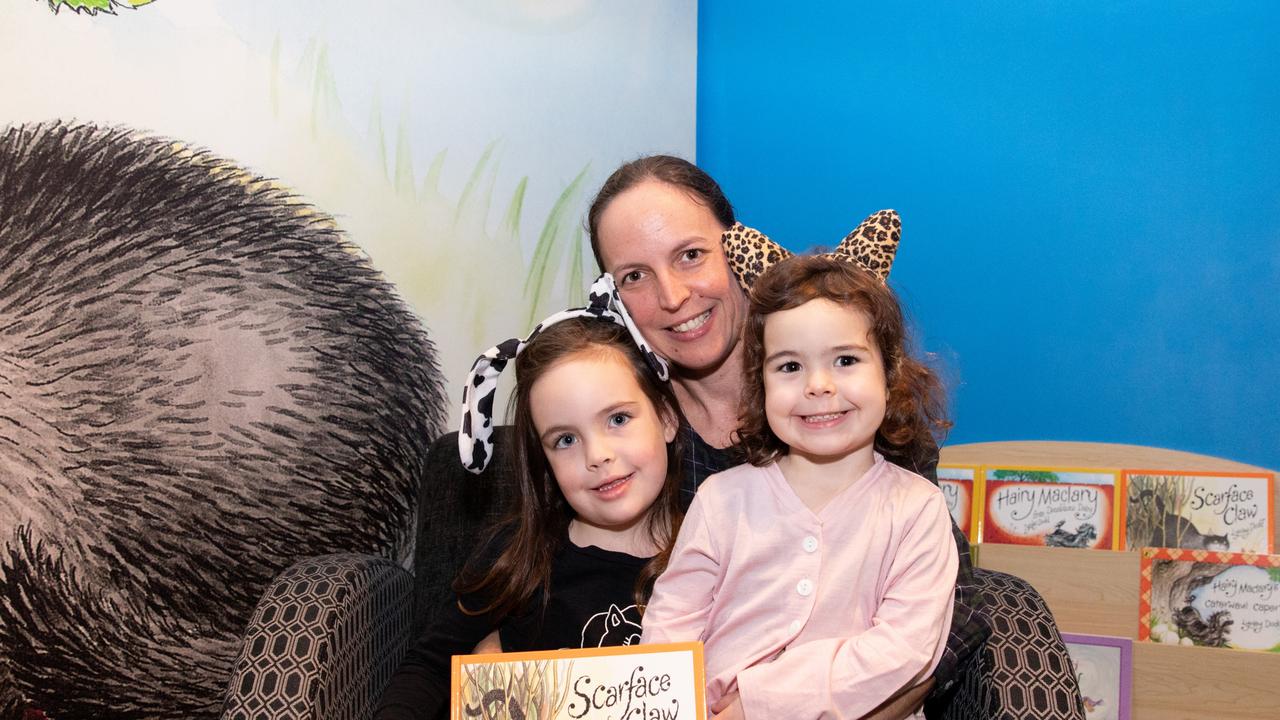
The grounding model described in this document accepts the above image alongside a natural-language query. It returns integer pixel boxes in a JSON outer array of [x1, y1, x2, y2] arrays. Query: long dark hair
[[735, 255, 951, 467], [586, 155, 735, 270], [455, 318, 685, 617]]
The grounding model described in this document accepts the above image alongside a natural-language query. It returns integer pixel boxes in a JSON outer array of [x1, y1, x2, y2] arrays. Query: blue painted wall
[[697, 2, 1279, 469]]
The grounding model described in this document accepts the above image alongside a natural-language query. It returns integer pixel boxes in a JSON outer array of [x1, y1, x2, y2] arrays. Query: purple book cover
[[1061, 632, 1132, 720]]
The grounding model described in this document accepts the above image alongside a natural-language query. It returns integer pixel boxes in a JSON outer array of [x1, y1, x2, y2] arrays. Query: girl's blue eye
[[553, 434, 577, 450], [608, 412, 632, 428], [835, 355, 858, 367], [777, 360, 801, 374]]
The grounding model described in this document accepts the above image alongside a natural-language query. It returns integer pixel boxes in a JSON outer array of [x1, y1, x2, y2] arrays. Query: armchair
[[221, 430, 1084, 719]]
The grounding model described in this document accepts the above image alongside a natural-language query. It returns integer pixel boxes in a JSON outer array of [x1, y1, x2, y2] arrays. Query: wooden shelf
[[975, 544, 1140, 638], [944, 441, 1277, 720], [1133, 643, 1279, 720]]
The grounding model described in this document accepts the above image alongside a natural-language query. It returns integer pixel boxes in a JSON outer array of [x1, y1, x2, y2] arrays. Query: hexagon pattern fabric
[[940, 569, 1086, 720], [221, 554, 414, 720]]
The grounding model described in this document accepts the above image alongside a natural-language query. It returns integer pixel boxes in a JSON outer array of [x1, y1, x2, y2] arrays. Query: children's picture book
[[977, 466, 1120, 549], [451, 642, 706, 720], [1121, 470, 1275, 553], [1061, 633, 1132, 720], [938, 464, 981, 540], [1139, 548, 1280, 653]]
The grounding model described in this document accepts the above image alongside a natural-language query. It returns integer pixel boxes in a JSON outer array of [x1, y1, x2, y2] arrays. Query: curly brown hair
[[735, 255, 951, 467]]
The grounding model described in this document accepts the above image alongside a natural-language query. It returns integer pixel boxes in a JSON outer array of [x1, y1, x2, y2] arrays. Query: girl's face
[[595, 180, 748, 375], [529, 348, 677, 544], [761, 298, 887, 467]]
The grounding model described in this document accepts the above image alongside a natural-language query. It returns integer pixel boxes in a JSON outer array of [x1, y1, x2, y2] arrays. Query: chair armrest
[[937, 568, 1086, 720], [221, 553, 414, 720]]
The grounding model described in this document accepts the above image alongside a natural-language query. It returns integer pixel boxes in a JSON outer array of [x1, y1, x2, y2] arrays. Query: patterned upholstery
[[935, 568, 1085, 720], [221, 554, 414, 720]]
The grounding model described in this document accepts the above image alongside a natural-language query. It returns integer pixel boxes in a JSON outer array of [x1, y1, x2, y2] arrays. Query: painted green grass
[[273, 34, 597, 422], [47, 0, 153, 15]]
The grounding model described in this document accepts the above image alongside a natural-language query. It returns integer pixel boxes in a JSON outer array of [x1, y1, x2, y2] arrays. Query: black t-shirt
[[374, 531, 648, 720]]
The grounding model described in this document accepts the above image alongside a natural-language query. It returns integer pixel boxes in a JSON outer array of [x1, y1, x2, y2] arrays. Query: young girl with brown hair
[[641, 255, 958, 720], [376, 278, 685, 719]]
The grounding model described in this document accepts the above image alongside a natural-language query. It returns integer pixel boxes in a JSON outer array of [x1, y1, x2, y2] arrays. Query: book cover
[[1139, 548, 1280, 653], [1061, 633, 1132, 720], [938, 464, 981, 540], [451, 642, 706, 720], [1121, 470, 1274, 553], [978, 466, 1120, 549]]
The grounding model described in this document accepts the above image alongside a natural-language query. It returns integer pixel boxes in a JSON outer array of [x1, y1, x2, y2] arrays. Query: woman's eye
[[777, 361, 801, 374], [621, 270, 644, 285], [553, 434, 577, 450], [681, 249, 704, 262], [608, 412, 632, 428], [835, 355, 858, 367]]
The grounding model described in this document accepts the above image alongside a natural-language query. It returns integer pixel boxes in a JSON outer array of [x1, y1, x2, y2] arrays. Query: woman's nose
[[656, 272, 691, 312]]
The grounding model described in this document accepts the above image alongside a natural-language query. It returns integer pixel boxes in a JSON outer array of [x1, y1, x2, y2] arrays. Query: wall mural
[[0, 1, 695, 717], [43, 0, 154, 14]]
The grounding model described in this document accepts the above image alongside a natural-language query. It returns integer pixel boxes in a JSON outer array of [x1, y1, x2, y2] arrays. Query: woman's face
[[595, 180, 748, 375]]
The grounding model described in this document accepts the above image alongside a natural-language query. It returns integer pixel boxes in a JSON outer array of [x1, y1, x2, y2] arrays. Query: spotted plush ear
[[721, 222, 792, 291], [828, 209, 901, 282]]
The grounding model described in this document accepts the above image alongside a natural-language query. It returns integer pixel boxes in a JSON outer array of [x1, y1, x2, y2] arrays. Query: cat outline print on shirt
[[580, 603, 643, 647]]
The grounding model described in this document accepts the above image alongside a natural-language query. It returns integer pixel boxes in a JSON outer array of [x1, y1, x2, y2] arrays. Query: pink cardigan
[[641, 455, 957, 719]]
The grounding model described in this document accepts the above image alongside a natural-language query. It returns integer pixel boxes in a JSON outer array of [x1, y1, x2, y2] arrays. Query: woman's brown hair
[[735, 255, 951, 467], [454, 317, 685, 617], [586, 155, 735, 270]]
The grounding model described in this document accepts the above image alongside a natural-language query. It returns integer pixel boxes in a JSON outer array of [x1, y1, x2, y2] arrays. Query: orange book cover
[[1139, 547, 1280, 652], [938, 464, 982, 542], [977, 465, 1121, 550], [451, 641, 706, 720], [1120, 470, 1274, 553]]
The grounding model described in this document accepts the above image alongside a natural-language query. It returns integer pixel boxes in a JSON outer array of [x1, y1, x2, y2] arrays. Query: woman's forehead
[[597, 181, 726, 266]]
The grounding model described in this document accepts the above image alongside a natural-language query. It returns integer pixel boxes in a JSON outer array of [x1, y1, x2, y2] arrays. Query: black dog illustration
[[1173, 604, 1233, 648], [1043, 521, 1098, 548], [0, 122, 446, 718]]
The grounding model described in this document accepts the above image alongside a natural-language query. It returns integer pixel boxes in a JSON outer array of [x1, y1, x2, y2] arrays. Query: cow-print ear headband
[[722, 209, 902, 290], [458, 272, 668, 474]]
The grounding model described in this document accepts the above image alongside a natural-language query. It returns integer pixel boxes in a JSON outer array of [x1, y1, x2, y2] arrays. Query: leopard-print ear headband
[[722, 209, 902, 290], [458, 272, 668, 474]]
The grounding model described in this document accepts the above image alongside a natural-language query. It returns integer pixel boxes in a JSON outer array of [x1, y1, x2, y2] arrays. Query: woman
[[587, 156, 986, 718]]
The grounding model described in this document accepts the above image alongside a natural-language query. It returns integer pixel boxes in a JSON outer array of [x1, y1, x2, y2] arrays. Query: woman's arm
[[639, 495, 722, 644], [735, 492, 958, 719], [373, 594, 500, 720], [711, 680, 934, 720]]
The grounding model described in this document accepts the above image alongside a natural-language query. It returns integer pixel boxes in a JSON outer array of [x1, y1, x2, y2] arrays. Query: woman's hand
[[710, 692, 745, 720], [710, 678, 933, 720], [859, 678, 933, 720], [471, 630, 502, 654]]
